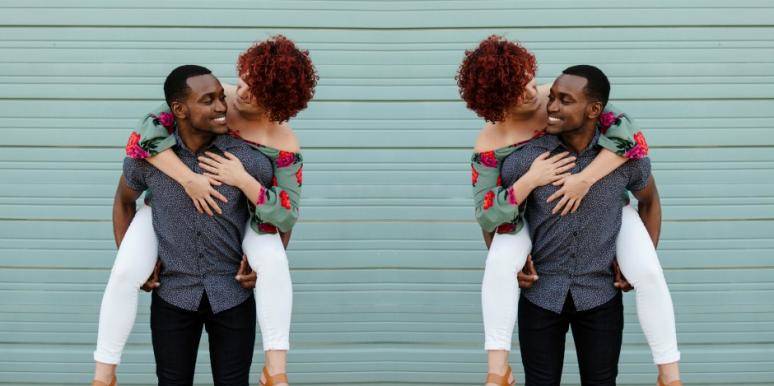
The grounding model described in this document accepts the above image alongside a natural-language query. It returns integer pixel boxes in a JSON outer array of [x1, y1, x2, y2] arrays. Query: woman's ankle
[[658, 361, 681, 383], [93, 362, 116, 383]]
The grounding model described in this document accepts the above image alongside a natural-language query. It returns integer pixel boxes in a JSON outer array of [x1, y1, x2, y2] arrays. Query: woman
[[92, 35, 316, 386], [459, 36, 682, 386]]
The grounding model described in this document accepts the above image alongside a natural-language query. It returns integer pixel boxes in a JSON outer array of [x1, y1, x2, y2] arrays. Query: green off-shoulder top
[[124, 103, 302, 235], [471, 103, 650, 235]]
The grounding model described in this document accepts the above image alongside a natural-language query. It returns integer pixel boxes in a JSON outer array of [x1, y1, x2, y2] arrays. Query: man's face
[[180, 74, 228, 134], [546, 74, 593, 135]]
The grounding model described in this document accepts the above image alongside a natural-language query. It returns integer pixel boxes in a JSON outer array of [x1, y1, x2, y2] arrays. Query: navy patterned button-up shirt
[[501, 130, 651, 313], [123, 131, 273, 313]]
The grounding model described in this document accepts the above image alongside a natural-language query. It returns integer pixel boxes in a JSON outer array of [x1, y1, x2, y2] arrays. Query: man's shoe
[[485, 364, 515, 386], [259, 366, 289, 386], [91, 376, 116, 386]]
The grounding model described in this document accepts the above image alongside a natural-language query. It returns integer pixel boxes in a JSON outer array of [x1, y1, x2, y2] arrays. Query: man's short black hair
[[163, 65, 212, 107], [562, 65, 610, 107]]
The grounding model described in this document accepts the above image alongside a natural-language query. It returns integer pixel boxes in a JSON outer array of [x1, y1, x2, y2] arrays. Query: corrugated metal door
[[1, 1, 773, 385]]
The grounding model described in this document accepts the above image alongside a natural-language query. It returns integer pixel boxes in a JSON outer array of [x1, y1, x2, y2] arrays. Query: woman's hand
[[525, 151, 576, 187], [198, 151, 251, 189], [547, 173, 592, 216], [183, 173, 227, 216]]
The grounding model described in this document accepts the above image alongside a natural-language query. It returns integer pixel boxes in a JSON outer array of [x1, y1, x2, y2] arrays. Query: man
[[503, 65, 660, 385], [114, 65, 271, 385]]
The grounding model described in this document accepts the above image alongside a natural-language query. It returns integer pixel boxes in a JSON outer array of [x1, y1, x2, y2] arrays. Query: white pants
[[482, 205, 680, 364], [93, 205, 293, 364]]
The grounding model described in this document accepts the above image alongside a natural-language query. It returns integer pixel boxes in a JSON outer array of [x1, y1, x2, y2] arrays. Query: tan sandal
[[485, 364, 515, 386], [260, 366, 289, 386], [91, 376, 116, 386], [657, 377, 683, 386]]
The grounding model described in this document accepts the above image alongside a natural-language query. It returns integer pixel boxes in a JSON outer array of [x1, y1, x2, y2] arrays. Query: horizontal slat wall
[[1, 1, 773, 385]]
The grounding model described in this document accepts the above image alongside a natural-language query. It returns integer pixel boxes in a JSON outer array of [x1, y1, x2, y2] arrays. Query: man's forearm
[[113, 175, 142, 248], [113, 199, 137, 248], [637, 200, 661, 248]]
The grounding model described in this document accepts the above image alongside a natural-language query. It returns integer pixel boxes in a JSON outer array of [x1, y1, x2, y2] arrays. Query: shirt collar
[[172, 130, 237, 154], [540, 129, 602, 156]]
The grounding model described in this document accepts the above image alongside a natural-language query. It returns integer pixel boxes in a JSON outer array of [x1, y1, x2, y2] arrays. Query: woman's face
[[503, 75, 541, 118], [234, 75, 263, 114], [516, 76, 540, 112]]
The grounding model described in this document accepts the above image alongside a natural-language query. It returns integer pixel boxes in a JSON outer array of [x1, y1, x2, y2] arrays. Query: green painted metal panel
[[1, 1, 773, 385]]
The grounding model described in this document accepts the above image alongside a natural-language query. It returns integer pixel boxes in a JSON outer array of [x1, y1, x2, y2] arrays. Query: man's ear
[[586, 101, 603, 121], [170, 101, 187, 120]]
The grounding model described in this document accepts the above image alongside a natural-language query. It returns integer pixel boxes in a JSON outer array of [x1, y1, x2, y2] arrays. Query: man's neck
[[559, 121, 597, 153], [177, 121, 215, 153]]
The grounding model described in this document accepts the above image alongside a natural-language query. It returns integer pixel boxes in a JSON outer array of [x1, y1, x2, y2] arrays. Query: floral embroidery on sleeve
[[126, 132, 150, 159], [624, 132, 649, 160], [496, 223, 516, 234], [598, 111, 620, 135], [276, 151, 297, 168], [256, 186, 267, 205], [506, 186, 518, 206], [471, 166, 479, 186], [258, 223, 278, 234], [295, 166, 303, 186], [279, 190, 291, 210], [477, 151, 498, 168], [483, 191, 495, 210], [153, 112, 176, 134]]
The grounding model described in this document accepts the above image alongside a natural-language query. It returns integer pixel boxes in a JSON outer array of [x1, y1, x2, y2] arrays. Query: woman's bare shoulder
[[474, 125, 504, 153], [265, 125, 301, 153]]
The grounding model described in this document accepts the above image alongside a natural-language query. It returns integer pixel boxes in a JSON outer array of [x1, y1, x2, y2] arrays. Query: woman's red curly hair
[[237, 35, 318, 122], [456, 35, 537, 122]]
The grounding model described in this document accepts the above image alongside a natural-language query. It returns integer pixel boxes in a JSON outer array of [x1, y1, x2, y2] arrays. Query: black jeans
[[518, 292, 623, 386], [150, 291, 256, 386]]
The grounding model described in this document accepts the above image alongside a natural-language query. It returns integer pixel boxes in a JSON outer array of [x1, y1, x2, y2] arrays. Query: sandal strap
[[91, 376, 116, 386], [485, 365, 513, 386], [262, 367, 289, 386]]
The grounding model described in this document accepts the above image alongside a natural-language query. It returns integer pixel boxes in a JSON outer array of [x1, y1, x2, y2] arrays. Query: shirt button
[[571, 253, 576, 259], [196, 231, 201, 237], [573, 231, 578, 237]]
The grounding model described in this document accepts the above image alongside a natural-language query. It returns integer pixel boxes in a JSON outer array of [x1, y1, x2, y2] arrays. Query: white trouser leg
[[617, 205, 681, 364], [94, 205, 158, 364], [243, 230, 292, 351], [482, 226, 532, 351]]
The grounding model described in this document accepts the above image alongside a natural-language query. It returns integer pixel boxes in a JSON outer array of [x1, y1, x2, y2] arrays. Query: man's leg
[[204, 295, 256, 386], [518, 295, 571, 386], [571, 292, 624, 386], [151, 291, 204, 386]]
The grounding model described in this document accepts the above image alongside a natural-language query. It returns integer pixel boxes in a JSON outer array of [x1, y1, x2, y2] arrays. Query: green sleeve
[[596, 103, 650, 160], [471, 148, 524, 235], [249, 149, 303, 234], [125, 103, 177, 159]]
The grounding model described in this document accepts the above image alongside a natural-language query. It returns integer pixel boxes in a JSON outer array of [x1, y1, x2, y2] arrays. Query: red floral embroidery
[[478, 151, 497, 168], [258, 223, 278, 233], [276, 151, 296, 168], [483, 191, 495, 210], [471, 166, 479, 186], [496, 223, 516, 234], [272, 176, 278, 187], [625, 131, 649, 160], [256, 186, 267, 205], [497, 175, 502, 186], [598, 111, 617, 134], [125, 131, 150, 159], [155, 112, 175, 133], [506, 186, 518, 206], [295, 166, 303, 186], [280, 190, 291, 210]]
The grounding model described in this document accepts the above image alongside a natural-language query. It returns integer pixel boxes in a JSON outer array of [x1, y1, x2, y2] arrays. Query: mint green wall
[[1, 1, 773, 385]]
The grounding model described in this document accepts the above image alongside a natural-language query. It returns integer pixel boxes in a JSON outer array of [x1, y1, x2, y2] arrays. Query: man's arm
[[113, 174, 142, 248], [631, 175, 661, 247]]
